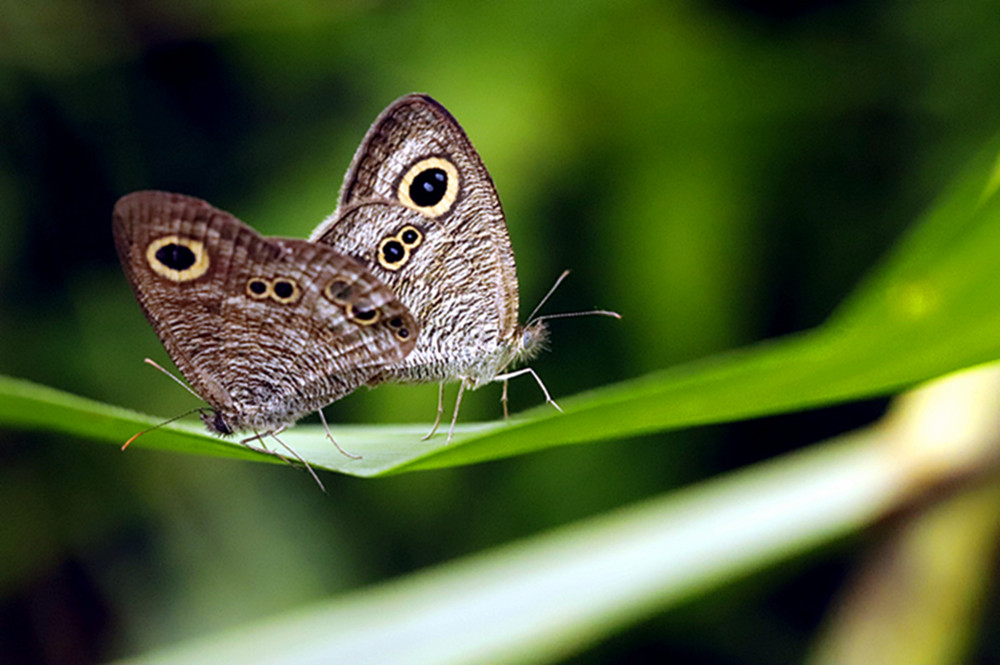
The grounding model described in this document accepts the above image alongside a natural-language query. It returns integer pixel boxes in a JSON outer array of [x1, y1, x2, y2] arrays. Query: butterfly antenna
[[122, 358, 210, 450], [526, 271, 622, 326], [121, 407, 207, 451], [526, 270, 571, 323], [530, 309, 622, 325], [142, 357, 203, 401]]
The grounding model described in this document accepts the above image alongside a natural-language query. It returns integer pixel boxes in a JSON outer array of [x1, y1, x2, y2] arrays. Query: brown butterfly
[[113, 191, 418, 441]]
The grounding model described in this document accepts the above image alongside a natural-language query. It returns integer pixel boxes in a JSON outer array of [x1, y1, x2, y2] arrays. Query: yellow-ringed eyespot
[[323, 279, 353, 305], [377, 236, 409, 271], [270, 278, 301, 304], [398, 156, 459, 217], [398, 225, 423, 248], [146, 235, 210, 282], [347, 302, 380, 326], [246, 278, 271, 299], [377, 224, 424, 271]]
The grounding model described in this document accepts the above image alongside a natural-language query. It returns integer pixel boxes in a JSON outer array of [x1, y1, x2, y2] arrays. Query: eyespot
[[376, 224, 425, 272], [377, 238, 408, 271], [324, 279, 353, 305], [398, 225, 423, 248], [246, 278, 271, 299], [146, 235, 210, 282], [410, 169, 447, 206], [271, 278, 301, 304], [398, 157, 460, 217], [386, 316, 411, 341], [347, 303, 380, 326]]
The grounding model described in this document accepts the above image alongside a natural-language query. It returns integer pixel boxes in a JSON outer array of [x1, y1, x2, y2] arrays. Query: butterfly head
[[201, 408, 234, 436], [516, 320, 550, 365]]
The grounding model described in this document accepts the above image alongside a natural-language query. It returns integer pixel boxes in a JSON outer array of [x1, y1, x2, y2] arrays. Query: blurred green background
[[2, 0, 999, 663]]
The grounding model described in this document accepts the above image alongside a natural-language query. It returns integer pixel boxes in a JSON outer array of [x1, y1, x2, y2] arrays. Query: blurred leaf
[[808, 479, 1000, 665], [113, 426, 907, 665]]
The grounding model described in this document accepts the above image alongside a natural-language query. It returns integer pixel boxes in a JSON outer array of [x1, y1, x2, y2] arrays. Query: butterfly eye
[[146, 235, 210, 282], [398, 157, 460, 217]]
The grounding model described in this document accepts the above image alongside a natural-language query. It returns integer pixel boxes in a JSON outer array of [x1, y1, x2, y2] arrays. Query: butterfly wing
[[311, 94, 522, 386], [113, 191, 418, 433]]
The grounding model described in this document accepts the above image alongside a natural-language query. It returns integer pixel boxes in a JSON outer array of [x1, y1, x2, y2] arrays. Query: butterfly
[[115, 94, 613, 455], [113, 190, 418, 442], [312, 94, 605, 440]]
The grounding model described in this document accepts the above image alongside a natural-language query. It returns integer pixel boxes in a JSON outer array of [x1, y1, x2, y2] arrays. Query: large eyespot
[[146, 235, 210, 282], [271, 278, 301, 304], [398, 156, 460, 217], [377, 238, 408, 271], [323, 279, 353, 305], [246, 278, 271, 299], [347, 302, 380, 326]]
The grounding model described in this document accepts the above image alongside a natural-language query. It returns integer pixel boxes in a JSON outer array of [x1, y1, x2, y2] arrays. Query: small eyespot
[[398, 157, 460, 217], [271, 278, 301, 304], [399, 225, 423, 248], [247, 278, 270, 299], [146, 236, 210, 282], [324, 279, 353, 304], [347, 303, 380, 325], [394, 327, 410, 340], [378, 238, 408, 271], [382, 240, 405, 263]]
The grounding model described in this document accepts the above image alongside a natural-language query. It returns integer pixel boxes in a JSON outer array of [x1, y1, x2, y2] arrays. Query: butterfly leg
[[318, 407, 362, 459], [501, 377, 510, 421], [240, 428, 278, 454], [493, 367, 563, 413], [268, 428, 327, 493], [421, 381, 446, 441], [446, 380, 468, 444], [239, 427, 327, 492]]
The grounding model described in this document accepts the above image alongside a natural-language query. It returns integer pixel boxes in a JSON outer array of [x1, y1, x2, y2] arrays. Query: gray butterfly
[[311, 94, 571, 440]]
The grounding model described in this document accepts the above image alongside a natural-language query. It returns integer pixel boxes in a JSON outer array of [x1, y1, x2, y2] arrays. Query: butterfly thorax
[[464, 318, 549, 388], [370, 319, 548, 389]]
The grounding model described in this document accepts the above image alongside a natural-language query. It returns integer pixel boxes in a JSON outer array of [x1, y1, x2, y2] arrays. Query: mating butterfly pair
[[115, 94, 567, 448]]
